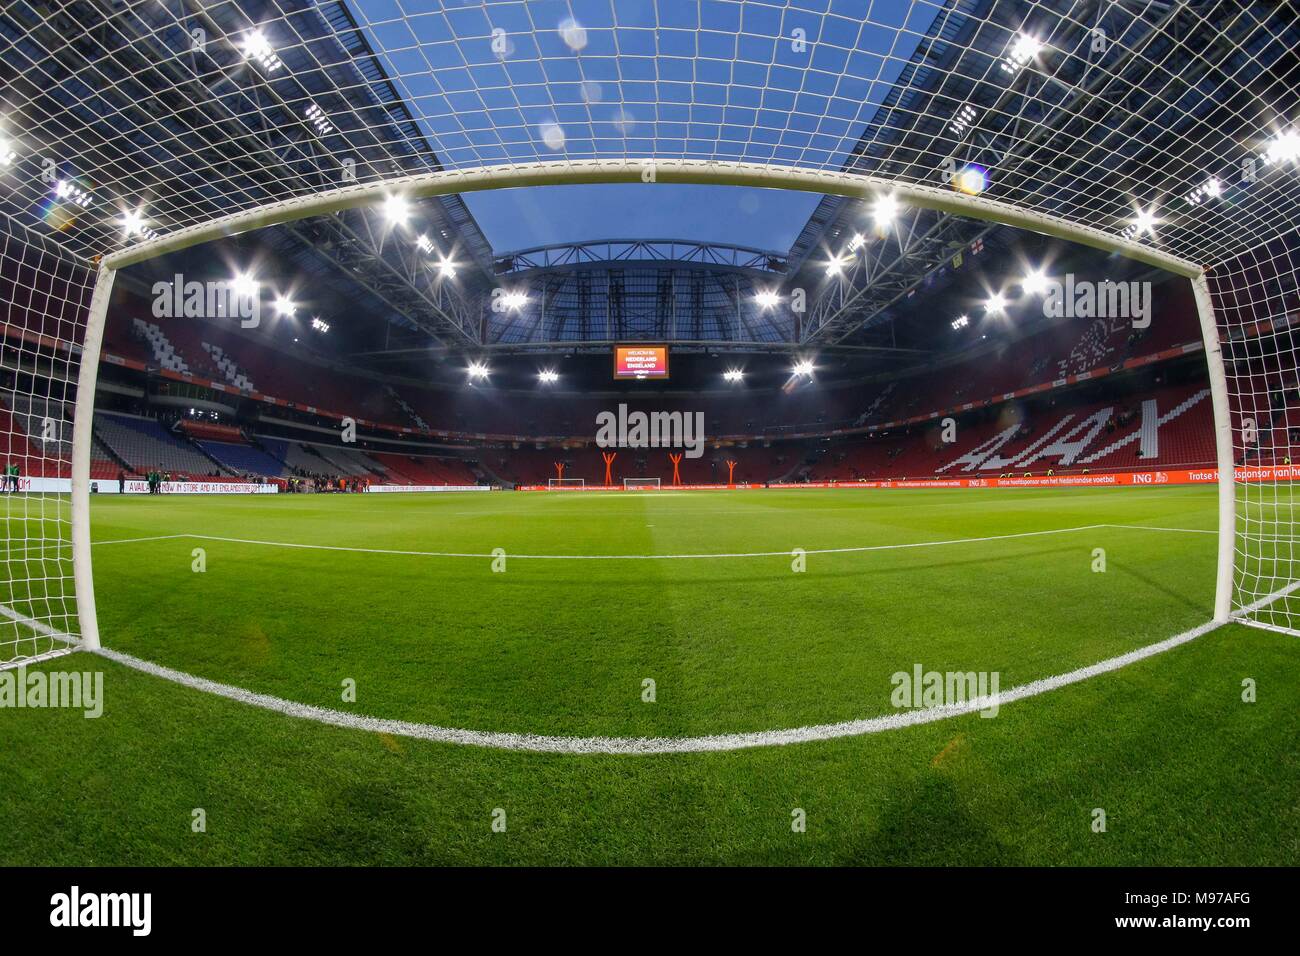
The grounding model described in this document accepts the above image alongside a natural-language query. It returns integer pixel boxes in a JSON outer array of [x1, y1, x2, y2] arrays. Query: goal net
[[624, 478, 661, 490], [547, 478, 585, 490], [0, 225, 89, 668], [1211, 232, 1300, 634], [1, 0, 1299, 667]]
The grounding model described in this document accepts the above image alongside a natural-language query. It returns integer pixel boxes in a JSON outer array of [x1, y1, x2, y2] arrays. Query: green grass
[[1, 485, 1297, 864]]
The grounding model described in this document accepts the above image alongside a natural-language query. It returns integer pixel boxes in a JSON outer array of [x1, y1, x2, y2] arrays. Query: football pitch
[[2, 485, 1297, 865]]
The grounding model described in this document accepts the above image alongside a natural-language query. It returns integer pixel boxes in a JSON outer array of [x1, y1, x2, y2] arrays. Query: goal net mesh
[[624, 478, 661, 490], [1, 0, 1299, 655], [548, 478, 585, 489], [0, 223, 88, 665], [1212, 230, 1300, 632]]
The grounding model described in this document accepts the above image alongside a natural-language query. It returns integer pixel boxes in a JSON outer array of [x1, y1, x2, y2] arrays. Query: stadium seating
[[196, 440, 285, 477], [94, 413, 229, 477]]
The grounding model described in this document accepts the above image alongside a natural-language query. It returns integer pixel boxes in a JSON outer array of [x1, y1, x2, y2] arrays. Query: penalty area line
[[89, 615, 1228, 754], [90, 523, 1122, 560]]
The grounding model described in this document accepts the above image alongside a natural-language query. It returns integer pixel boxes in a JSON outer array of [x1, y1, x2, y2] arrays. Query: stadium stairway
[[130, 318, 189, 374], [199, 342, 255, 392]]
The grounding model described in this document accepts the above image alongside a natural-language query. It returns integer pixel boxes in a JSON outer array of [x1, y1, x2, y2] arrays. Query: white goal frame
[[624, 478, 661, 490], [547, 478, 585, 489], [67, 159, 1238, 660]]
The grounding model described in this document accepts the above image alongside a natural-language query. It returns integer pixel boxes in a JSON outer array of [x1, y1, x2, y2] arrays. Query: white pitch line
[[1103, 523, 1216, 535], [87, 523, 1118, 560], [92, 533, 192, 546], [89, 615, 1227, 754], [0, 602, 78, 672]]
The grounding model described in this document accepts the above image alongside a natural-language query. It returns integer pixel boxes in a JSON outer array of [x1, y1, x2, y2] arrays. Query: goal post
[[1190, 272, 1237, 624], [624, 478, 661, 490], [547, 478, 585, 490]]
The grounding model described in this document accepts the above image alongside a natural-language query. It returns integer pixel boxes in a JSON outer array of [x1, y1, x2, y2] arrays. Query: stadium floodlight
[[467, 361, 490, 380], [53, 179, 94, 209], [949, 104, 979, 137], [382, 194, 410, 227], [951, 315, 970, 330], [847, 232, 867, 251], [723, 368, 744, 382], [240, 30, 283, 72], [792, 359, 815, 377], [1185, 176, 1222, 206], [1022, 269, 1050, 295], [0, 137, 14, 166], [437, 258, 457, 279], [1000, 33, 1041, 75], [303, 102, 333, 137], [501, 291, 528, 309], [1130, 206, 1158, 236], [754, 290, 780, 308], [824, 256, 849, 276], [311, 317, 329, 333], [273, 294, 296, 318], [872, 194, 899, 227], [1262, 130, 1300, 166], [415, 233, 434, 254], [984, 292, 1007, 314], [118, 207, 154, 241], [538, 369, 558, 384], [230, 271, 259, 300]]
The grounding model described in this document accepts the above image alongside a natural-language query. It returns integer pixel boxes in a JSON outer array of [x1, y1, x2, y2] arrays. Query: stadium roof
[[2, 0, 1298, 355]]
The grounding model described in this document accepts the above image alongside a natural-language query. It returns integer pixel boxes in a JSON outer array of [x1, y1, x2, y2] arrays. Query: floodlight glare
[[754, 290, 780, 308], [824, 256, 848, 276], [1263, 130, 1300, 165], [1022, 269, 1050, 295], [984, 292, 1007, 313], [241, 30, 283, 71], [230, 272, 258, 300], [955, 164, 988, 195], [467, 362, 490, 380], [723, 368, 744, 383], [382, 194, 410, 226], [1132, 207, 1158, 234], [274, 295, 296, 318], [538, 369, 559, 384], [793, 360, 815, 377], [872, 194, 899, 226]]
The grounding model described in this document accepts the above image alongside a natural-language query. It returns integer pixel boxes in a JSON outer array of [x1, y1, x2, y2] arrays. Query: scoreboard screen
[[614, 345, 669, 380]]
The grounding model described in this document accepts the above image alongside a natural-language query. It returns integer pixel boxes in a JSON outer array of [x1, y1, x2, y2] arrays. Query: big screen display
[[613, 345, 669, 380]]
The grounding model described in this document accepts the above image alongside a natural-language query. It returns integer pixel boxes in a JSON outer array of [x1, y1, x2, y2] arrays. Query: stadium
[[1, 0, 1298, 887]]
